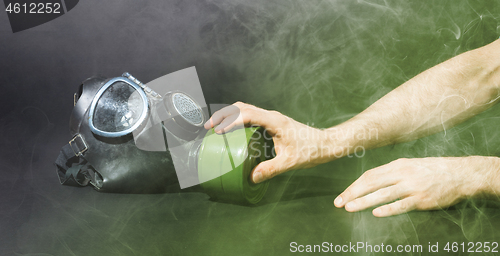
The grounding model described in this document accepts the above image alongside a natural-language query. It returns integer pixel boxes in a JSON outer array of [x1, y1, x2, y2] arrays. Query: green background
[[2, 0, 500, 255]]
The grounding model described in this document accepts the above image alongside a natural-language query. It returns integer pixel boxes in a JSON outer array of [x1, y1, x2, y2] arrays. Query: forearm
[[325, 40, 500, 158]]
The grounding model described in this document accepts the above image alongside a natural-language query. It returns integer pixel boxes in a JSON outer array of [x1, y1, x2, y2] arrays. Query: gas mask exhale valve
[[55, 67, 273, 204]]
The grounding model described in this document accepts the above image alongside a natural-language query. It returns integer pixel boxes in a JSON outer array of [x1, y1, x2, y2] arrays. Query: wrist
[[460, 156, 500, 198], [479, 156, 500, 197], [322, 127, 355, 160], [323, 119, 384, 161]]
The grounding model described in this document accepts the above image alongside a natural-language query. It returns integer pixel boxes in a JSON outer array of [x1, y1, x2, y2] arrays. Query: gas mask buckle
[[69, 134, 88, 156]]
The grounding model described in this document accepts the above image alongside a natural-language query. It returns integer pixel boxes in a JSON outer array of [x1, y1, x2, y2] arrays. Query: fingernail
[[345, 202, 356, 211], [373, 208, 382, 216], [334, 196, 343, 206], [253, 172, 263, 183]]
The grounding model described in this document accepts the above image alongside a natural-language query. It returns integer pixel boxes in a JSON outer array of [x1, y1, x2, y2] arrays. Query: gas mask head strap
[[55, 77, 108, 189]]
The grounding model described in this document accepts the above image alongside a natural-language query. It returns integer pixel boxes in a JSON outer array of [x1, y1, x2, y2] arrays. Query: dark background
[[1, 0, 500, 255]]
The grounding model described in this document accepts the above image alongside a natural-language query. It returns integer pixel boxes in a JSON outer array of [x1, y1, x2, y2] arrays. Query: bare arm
[[327, 39, 500, 157], [205, 40, 500, 194]]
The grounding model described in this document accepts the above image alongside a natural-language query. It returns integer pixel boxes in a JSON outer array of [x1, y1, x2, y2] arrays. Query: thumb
[[251, 156, 287, 184]]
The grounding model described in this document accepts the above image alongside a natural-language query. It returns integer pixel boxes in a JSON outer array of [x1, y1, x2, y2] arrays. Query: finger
[[214, 113, 243, 134], [204, 105, 240, 129], [344, 185, 408, 212], [240, 110, 285, 136], [334, 165, 400, 208], [372, 197, 417, 217], [251, 156, 288, 184]]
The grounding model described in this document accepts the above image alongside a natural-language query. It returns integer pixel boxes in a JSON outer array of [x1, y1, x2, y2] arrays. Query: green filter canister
[[198, 127, 272, 204]]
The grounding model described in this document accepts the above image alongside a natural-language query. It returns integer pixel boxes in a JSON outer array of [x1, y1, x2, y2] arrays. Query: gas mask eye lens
[[88, 77, 149, 138], [93, 81, 143, 132]]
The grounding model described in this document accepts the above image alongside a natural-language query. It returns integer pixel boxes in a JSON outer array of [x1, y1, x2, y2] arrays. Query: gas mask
[[55, 67, 272, 204]]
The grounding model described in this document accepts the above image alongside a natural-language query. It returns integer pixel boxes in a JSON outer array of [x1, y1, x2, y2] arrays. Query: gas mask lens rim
[[88, 77, 149, 138]]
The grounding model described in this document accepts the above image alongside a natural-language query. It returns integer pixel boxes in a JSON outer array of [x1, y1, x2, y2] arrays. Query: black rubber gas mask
[[56, 68, 208, 193], [55, 67, 272, 204]]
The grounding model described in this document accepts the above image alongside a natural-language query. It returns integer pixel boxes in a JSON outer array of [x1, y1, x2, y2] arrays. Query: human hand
[[205, 102, 337, 184], [334, 156, 500, 217]]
